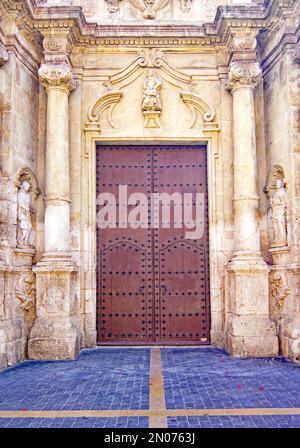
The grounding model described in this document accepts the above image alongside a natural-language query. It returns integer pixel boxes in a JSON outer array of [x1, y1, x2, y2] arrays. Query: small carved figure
[[270, 179, 288, 247], [17, 180, 32, 247], [141, 70, 162, 112], [129, 0, 169, 19], [270, 272, 290, 311], [15, 271, 36, 311], [105, 0, 122, 13], [180, 0, 192, 12]]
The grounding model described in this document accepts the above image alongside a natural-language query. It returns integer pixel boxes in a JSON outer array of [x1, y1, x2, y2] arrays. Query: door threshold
[[95, 344, 212, 349]]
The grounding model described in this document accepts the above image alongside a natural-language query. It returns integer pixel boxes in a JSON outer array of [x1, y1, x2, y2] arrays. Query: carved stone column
[[38, 63, 75, 260], [0, 42, 9, 369], [225, 32, 278, 357], [28, 58, 79, 360]]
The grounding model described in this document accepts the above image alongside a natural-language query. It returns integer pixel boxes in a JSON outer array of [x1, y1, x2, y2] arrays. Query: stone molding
[[0, 42, 8, 66], [226, 61, 262, 92], [38, 63, 76, 93]]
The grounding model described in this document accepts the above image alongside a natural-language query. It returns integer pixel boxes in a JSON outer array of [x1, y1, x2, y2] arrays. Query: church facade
[[0, 0, 300, 371]]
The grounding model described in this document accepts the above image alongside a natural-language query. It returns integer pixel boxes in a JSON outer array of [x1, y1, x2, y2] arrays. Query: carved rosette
[[226, 61, 262, 92], [38, 64, 76, 94], [0, 42, 8, 66]]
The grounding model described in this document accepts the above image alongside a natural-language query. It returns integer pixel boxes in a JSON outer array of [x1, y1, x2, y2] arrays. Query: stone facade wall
[[261, 28, 300, 361], [0, 0, 299, 368], [0, 45, 41, 369]]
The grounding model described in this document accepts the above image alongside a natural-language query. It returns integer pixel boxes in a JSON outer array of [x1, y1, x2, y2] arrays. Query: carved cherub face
[[21, 180, 31, 192]]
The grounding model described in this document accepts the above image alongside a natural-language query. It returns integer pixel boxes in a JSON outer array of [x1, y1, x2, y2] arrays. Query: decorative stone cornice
[[226, 61, 262, 92], [0, 0, 273, 47], [38, 63, 76, 93], [0, 42, 9, 66]]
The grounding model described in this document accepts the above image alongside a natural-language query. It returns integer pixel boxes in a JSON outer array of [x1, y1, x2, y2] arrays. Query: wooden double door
[[96, 145, 210, 345]]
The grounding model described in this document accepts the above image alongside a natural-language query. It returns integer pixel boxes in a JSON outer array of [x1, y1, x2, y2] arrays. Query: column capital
[[226, 61, 262, 92], [0, 42, 8, 66], [38, 63, 76, 94]]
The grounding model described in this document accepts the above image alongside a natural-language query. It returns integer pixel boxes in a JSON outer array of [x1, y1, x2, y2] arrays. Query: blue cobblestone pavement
[[167, 415, 300, 428], [0, 348, 150, 411], [161, 348, 300, 410], [0, 417, 148, 428], [0, 347, 300, 428]]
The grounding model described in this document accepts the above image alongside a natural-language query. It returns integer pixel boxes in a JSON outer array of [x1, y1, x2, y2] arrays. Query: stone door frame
[[81, 131, 224, 348]]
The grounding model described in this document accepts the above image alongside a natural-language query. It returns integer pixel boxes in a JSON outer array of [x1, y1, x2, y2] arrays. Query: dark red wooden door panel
[[96, 145, 210, 345], [96, 147, 154, 343], [153, 147, 210, 344]]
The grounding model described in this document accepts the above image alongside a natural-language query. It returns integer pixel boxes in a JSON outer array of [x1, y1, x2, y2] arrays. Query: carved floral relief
[[270, 272, 290, 311]]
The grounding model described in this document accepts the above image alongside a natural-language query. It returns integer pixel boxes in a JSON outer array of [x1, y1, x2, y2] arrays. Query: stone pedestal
[[225, 44, 278, 357], [281, 318, 300, 363], [269, 260, 300, 363], [227, 258, 278, 357], [13, 247, 36, 267], [28, 263, 79, 360]]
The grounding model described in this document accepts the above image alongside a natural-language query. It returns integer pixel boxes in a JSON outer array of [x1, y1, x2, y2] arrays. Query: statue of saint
[[141, 70, 162, 112], [17, 180, 32, 247], [270, 179, 288, 247]]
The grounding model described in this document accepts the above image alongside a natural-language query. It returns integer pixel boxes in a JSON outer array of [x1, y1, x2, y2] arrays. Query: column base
[[281, 318, 300, 363], [28, 261, 80, 360], [225, 256, 279, 358], [226, 315, 278, 357], [28, 317, 80, 360]]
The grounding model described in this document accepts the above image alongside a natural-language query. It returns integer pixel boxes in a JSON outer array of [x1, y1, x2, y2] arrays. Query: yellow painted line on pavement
[[149, 348, 167, 428], [0, 408, 300, 419]]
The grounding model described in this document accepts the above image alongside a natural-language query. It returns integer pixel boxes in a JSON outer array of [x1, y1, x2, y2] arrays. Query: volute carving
[[226, 61, 262, 91], [38, 64, 76, 93]]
